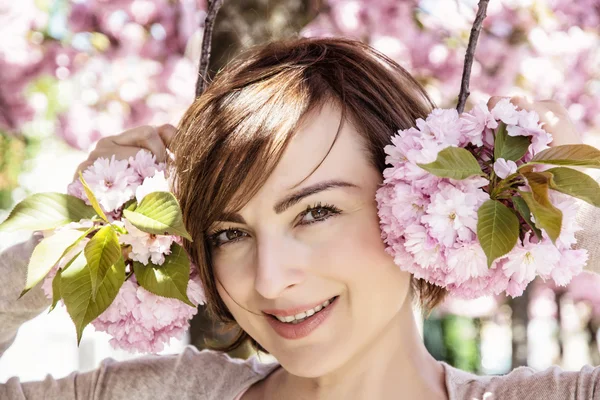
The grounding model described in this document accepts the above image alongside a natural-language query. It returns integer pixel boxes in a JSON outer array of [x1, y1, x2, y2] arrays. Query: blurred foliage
[[424, 314, 481, 373], [0, 133, 26, 209]]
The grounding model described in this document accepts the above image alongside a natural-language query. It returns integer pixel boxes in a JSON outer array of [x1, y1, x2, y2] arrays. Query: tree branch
[[456, 0, 490, 114], [196, 0, 225, 98]]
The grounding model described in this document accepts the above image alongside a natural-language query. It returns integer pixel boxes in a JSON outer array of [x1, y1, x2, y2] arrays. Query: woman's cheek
[[302, 208, 383, 267], [213, 243, 255, 288]]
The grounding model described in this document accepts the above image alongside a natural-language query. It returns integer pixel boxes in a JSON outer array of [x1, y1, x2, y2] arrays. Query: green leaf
[[123, 198, 137, 212], [79, 172, 108, 222], [523, 171, 554, 207], [49, 268, 62, 313], [0, 193, 96, 232], [133, 243, 194, 307], [417, 147, 484, 180], [19, 230, 84, 298], [60, 252, 125, 344], [530, 144, 600, 168], [520, 191, 563, 244], [123, 192, 192, 241], [493, 122, 531, 161], [84, 225, 121, 300], [477, 200, 520, 267], [546, 167, 600, 207], [511, 196, 542, 240]]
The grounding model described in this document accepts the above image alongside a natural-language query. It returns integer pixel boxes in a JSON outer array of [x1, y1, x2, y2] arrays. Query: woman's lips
[[266, 296, 338, 340]]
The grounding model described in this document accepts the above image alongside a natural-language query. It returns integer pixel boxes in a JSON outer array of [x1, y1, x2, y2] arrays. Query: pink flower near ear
[[493, 158, 518, 179], [377, 105, 584, 300], [445, 241, 489, 285], [551, 248, 588, 286], [423, 108, 463, 146], [491, 98, 520, 125], [421, 182, 488, 247], [507, 110, 553, 155], [460, 102, 498, 147], [502, 234, 562, 297]]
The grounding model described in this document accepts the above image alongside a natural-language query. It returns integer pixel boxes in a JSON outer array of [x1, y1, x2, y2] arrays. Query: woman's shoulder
[[442, 362, 600, 400], [74, 347, 280, 400], [115, 347, 280, 399], [183, 347, 279, 384]]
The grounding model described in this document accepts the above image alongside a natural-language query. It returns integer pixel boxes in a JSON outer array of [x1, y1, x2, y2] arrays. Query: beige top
[[2, 201, 600, 399]]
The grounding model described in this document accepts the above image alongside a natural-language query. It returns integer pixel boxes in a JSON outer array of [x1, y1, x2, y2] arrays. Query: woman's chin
[[267, 341, 349, 378]]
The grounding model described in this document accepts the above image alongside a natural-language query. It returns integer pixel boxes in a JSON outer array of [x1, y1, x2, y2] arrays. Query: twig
[[456, 0, 490, 114], [196, 0, 225, 98]]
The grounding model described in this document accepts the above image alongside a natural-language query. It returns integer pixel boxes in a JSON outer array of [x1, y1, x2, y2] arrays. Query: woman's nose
[[253, 235, 307, 299]]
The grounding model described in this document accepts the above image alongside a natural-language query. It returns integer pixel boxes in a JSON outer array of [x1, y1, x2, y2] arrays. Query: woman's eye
[[299, 204, 341, 225], [210, 229, 248, 247]]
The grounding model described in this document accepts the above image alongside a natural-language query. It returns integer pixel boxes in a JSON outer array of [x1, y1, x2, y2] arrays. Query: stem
[[195, 0, 225, 98], [456, 0, 490, 114]]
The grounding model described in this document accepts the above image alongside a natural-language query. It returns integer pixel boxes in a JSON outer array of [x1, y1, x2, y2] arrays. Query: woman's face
[[210, 102, 412, 376]]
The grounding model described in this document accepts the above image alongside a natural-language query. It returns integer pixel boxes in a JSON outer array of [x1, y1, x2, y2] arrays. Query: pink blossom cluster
[[42, 270, 205, 354], [376, 101, 588, 299], [45, 150, 207, 353], [90, 275, 205, 354]]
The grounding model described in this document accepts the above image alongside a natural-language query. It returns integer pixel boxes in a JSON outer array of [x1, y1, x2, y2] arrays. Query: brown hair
[[170, 37, 447, 352]]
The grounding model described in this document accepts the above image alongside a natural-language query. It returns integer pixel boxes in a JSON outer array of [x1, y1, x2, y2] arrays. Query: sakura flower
[[129, 149, 166, 183], [460, 102, 498, 147], [423, 108, 463, 146], [493, 158, 518, 179], [67, 179, 86, 201], [551, 248, 588, 286], [120, 219, 175, 265], [135, 170, 170, 204], [389, 183, 427, 226], [82, 156, 139, 212], [491, 98, 520, 125], [548, 191, 583, 248], [385, 127, 421, 166], [507, 110, 553, 155], [403, 224, 443, 269], [502, 235, 562, 297], [445, 242, 489, 285], [421, 183, 486, 247]]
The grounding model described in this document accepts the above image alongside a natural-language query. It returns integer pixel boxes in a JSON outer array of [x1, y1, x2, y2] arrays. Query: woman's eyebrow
[[274, 180, 357, 214]]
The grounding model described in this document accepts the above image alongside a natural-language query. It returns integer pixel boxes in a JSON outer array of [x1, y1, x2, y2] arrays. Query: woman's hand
[[73, 124, 176, 180], [487, 96, 582, 147]]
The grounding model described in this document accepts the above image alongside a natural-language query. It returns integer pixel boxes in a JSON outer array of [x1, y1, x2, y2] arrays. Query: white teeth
[[275, 297, 336, 324]]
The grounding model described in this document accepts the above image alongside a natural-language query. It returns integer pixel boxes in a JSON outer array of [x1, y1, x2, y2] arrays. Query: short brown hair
[[170, 37, 447, 352]]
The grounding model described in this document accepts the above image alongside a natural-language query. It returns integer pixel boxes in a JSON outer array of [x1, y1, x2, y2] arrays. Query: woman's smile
[[263, 296, 340, 340]]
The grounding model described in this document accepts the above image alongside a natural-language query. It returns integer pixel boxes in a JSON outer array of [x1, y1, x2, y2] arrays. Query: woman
[[1, 37, 599, 399]]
